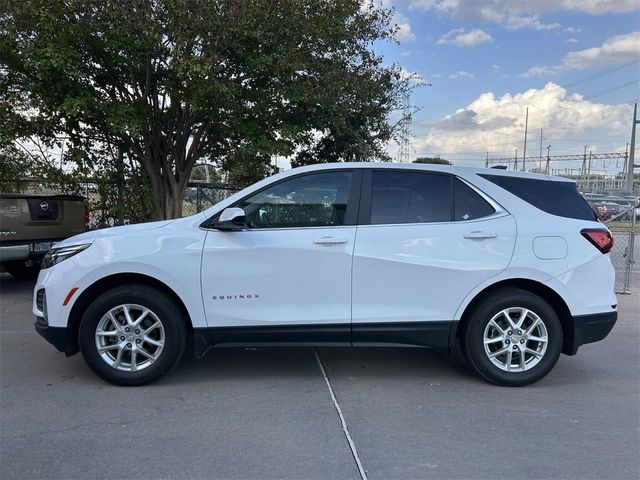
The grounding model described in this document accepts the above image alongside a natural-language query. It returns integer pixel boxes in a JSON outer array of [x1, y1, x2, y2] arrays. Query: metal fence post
[[117, 178, 125, 226], [625, 204, 637, 293], [116, 146, 125, 226]]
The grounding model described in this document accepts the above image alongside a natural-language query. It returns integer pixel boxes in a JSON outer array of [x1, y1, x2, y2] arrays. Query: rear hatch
[[0, 194, 87, 251]]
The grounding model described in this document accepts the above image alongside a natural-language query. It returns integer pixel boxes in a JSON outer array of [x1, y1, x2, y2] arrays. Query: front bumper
[[564, 311, 617, 355], [35, 317, 76, 356]]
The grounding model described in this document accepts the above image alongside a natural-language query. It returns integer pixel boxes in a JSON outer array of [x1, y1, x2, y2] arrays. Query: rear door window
[[370, 171, 452, 224]]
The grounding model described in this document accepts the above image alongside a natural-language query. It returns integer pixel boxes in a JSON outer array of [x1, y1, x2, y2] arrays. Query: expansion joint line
[[314, 348, 368, 480]]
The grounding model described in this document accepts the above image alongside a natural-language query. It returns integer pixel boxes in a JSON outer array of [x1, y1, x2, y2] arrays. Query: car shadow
[[157, 345, 481, 387], [0, 272, 37, 288]]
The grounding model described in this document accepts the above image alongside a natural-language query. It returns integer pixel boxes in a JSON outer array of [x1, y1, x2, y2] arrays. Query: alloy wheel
[[94, 304, 165, 372], [483, 307, 548, 373]]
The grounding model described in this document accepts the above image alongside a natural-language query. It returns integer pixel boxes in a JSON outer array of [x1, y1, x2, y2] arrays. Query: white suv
[[33, 163, 617, 386]]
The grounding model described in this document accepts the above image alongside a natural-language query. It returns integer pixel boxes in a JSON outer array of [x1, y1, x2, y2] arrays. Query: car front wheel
[[79, 284, 187, 386], [463, 288, 563, 387]]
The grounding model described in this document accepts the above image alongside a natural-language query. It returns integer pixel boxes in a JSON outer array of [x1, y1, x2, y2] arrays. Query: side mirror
[[213, 207, 246, 231]]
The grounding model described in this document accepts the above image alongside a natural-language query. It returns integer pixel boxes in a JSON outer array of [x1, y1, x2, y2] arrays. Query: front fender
[[34, 228, 207, 329]]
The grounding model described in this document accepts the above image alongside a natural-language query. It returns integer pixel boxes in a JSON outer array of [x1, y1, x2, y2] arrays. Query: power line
[[421, 59, 640, 116]]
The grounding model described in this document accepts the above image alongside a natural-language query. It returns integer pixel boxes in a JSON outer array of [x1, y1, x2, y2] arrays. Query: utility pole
[[538, 129, 543, 171], [522, 107, 529, 171], [581, 145, 588, 176], [587, 150, 593, 192], [545, 145, 551, 174], [626, 102, 638, 192], [514, 149, 518, 171]]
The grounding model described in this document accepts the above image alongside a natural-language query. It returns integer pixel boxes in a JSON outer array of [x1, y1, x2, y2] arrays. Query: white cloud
[[562, 31, 640, 68], [408, 0, 638, 16], [398, 67, 429, 85], [564, 26, 582, 33], [567, 38, 579, 43], [523, 31, 640, 77], [394, 12, 417, 43], [557, 0, 638, 14], [491, 64, 500, 71], [504, 14, 560, 30], [413, 82, 632, 156], [437, 28, 493, 46], [407, 0, 638, 29], [448, 70, 474, 79]]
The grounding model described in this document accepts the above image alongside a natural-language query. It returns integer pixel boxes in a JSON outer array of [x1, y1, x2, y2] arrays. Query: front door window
[[236, 171, 353, 229]]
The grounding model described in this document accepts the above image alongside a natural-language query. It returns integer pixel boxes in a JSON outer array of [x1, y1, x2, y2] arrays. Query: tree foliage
[[413, 156, 452, 165], [1, 0, 407, 219]]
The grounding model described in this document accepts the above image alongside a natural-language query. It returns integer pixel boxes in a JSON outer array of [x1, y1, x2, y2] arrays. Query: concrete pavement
[[1, 273, 638, 479]]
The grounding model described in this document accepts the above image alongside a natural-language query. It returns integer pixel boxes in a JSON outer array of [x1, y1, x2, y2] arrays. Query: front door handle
[[463, 231, 497, 239], [313, 236, 348, 245]]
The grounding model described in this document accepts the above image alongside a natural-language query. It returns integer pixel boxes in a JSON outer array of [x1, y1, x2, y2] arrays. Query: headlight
[[42, 243, 92, 269]]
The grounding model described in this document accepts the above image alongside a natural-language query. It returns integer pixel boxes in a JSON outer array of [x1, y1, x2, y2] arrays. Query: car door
[[200, 169, 361, 344], [351, 169, 516, 347]]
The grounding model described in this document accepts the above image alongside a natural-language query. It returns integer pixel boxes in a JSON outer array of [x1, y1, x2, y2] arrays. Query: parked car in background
[[589, 201, 627, 221], [33, 163, 617, 387], [0, 194, 88, 279]]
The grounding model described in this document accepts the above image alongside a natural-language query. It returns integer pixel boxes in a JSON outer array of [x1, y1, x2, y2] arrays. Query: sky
[[375, 0, 640, 174]]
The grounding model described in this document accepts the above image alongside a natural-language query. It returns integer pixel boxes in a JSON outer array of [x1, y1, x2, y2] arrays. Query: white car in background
[[33, 163, 617, 386]]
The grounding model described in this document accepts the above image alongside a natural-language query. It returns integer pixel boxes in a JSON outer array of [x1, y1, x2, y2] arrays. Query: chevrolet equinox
[[33, 163, 617, 386]]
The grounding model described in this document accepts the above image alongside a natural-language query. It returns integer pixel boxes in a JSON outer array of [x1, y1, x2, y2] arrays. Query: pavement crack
[[314, 348, 368, 480], [38, 421, 123, 435]]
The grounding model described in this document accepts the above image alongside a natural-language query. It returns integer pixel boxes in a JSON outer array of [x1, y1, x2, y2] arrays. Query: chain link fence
[[2, 177, 637, 293], [183, 183, 240, 217], [584, 194, 639, 294]]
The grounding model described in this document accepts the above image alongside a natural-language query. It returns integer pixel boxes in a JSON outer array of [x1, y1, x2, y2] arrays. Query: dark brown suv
[[0, 194, 88, 279]]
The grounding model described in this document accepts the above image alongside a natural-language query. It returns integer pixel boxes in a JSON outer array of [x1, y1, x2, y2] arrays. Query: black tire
[[462, 288, 562, 387], [79, 284, 187, 386], [5, 261, 41, 280]]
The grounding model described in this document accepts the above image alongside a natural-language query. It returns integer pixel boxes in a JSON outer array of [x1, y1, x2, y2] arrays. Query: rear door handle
[[313, 236, 348, 245], [463, 231, 497, 239]]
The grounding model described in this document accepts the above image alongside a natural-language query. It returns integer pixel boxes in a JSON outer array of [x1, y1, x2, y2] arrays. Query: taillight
[[581, 228, 614, 254], [84, 205, 90, 228]]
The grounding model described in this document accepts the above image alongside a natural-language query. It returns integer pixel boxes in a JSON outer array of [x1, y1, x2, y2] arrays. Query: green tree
[[0, 146, 34, 181], [1, 0, 407, 219], [413, 156, 452, 165]]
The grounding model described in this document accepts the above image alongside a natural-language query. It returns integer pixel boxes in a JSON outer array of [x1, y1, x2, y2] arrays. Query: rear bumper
[[1, 239, 64, 263], [564, 311, 617, 355], [0, 244, 30, 261], [35, 317, 76, 356]]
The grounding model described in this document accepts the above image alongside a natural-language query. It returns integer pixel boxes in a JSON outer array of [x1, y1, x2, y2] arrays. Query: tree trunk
[[159, 184, 184, 220], [153, 180, 185, 220], [146, 164, 187, 220]]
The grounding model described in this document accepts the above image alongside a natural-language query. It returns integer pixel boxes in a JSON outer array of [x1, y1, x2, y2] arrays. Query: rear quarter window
[[453, 178, 495, 221], [479, 174, 597, 221]]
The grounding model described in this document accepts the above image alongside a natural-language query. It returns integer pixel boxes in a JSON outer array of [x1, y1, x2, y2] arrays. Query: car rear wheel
[[462, 288, 562, 387], [79, 284, 187, 386]]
